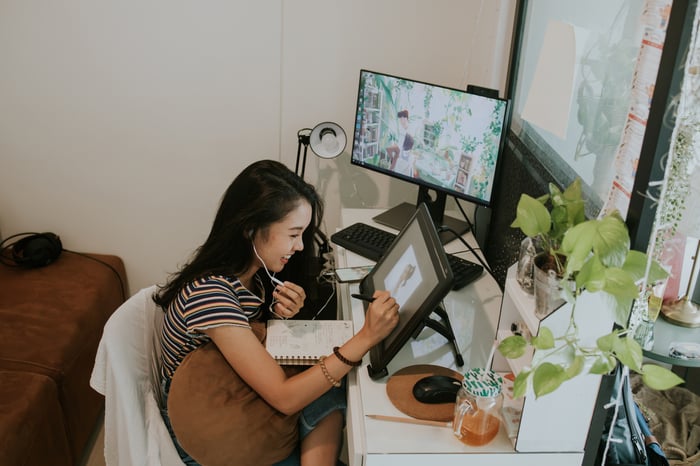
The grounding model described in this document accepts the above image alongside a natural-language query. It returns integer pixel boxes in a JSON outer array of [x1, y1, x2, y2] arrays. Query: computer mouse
[[412, 375, 461, 404]]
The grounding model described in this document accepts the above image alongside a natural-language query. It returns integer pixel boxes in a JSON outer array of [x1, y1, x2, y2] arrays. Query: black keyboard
[[330, 222, 483, 291]]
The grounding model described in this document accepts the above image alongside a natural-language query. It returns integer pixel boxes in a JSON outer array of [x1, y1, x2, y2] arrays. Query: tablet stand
[[367, 305, 465, 379], [412, 306, 465, 367]]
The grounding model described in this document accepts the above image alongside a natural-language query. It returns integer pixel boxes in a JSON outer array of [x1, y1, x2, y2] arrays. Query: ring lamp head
[[309, 122, 346, 159]]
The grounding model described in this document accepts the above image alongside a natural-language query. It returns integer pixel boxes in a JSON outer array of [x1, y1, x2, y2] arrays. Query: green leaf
[[590, 355, 617, 374], [562, 214, 631, 275], [621, 249, 669, 284], [532, 327, 555, 350], [561, 178, 586, 226], [592, 214, 630, 268], [596, 331, 618, 352], [549, 182, 564, 205], [602, 268, 641, 299], [511, 194, 552, 238], [533, 363, 567, 397], [640, 364, 684, 390], [612, 336, 643, 372], [566, 355, 585, 378], [621, 250, 651, 282], [498, 335, 527, 359], [611, 294, 635, 327], [512, 370, 530, 399], [561, 221, 597, 273], [648, 259, 670, 284], [576, 255, 606, 292], [561, 178, 582, 202], [550, 205, 569, 242]]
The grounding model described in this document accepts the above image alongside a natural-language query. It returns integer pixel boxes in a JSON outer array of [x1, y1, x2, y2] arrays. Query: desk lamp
[[295, 122, 346, 180]]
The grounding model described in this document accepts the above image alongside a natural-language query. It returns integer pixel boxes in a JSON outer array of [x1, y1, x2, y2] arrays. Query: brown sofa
[[0, 250, 127, 466]]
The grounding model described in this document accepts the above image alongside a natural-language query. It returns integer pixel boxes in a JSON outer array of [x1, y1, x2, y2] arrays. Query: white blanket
[[90, 285, 185, 466]]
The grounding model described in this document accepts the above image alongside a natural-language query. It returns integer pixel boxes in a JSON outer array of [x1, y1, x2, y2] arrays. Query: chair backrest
[[90, 286, 185, 466]]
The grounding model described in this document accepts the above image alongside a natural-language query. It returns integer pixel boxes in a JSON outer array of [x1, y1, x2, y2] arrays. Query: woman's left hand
[[270, 281, 306, 319]]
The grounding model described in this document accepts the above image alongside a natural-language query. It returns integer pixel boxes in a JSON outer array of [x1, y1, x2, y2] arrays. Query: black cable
[[437, 225, 503, 292], [63, 249, 127, 302]]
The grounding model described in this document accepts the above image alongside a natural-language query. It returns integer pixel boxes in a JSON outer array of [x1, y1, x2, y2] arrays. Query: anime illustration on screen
[[352, 70, 507, 203]]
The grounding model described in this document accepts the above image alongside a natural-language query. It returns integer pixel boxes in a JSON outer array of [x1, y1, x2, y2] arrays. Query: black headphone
[[0, 232, 63, 268]]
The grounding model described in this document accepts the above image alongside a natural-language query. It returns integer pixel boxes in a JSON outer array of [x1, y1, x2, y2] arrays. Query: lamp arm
[[295, 129, 311, 178], [301, 144, 309, 180], [295, 137, 303, 176]]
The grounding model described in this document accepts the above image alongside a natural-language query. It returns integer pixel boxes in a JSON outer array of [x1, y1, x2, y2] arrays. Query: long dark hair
[[153, 159, 324, 309]]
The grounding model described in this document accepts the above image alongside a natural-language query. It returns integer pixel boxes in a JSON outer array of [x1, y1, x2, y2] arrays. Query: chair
[[90, 286, 185, 466]]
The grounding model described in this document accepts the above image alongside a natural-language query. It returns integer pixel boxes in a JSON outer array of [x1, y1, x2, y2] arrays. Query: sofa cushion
[[0, 251, 127, 462], [0, 370, 72, 466]]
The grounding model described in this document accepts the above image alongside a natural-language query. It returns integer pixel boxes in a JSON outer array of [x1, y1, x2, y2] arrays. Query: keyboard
[[330, 222, 483, 291]]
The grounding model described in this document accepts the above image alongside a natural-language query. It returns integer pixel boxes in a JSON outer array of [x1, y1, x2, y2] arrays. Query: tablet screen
[[359, 203, 454, 379]]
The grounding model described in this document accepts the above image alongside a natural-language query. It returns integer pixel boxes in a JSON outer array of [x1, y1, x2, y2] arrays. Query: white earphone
[[252, 242, 283, 286]]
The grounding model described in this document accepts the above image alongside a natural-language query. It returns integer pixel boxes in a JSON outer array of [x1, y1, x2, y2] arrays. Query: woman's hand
[[361, 290, 400, 346], [270, 281, 306, 319]]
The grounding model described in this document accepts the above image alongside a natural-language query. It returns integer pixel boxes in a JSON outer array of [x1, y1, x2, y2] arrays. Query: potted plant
[[512, 179, 586, 315], [500, 185, 683, 398]]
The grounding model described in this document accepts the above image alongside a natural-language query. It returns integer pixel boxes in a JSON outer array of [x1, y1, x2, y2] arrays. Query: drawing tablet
[[358, 202, 454, 379]]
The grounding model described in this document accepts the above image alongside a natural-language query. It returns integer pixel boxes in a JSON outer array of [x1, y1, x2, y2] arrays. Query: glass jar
[[452, 368, 503, 446], [516, 237, 538, 294]]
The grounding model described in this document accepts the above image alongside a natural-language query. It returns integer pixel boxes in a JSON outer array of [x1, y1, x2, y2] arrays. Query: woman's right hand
[[361, 290, 400, 346]]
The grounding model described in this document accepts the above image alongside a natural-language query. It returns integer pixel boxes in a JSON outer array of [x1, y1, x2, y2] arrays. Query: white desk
[[336, 208, 585, 466]]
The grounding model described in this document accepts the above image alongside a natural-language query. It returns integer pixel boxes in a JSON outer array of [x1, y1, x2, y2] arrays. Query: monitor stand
[[372, 188, 470, 244]]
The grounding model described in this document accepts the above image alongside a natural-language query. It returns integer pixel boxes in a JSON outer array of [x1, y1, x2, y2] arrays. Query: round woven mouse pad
[[386, 364, 463, 422]]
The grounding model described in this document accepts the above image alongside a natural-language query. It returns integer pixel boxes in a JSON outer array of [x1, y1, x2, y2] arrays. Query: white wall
[[0, 0, 515, 293]]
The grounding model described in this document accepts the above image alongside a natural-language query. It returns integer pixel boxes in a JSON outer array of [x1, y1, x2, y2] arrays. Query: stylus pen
[[351, 293, 375, 303]]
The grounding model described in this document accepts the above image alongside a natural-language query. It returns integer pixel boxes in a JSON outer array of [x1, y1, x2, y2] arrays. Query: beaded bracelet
[[318, 356, 342, 388], [333, 346, 362, 367]]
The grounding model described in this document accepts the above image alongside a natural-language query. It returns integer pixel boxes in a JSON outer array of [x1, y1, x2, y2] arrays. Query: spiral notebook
[[266, 319, 354, 365]]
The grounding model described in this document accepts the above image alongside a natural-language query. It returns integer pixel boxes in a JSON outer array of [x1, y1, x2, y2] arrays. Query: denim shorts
[[160, 378, 347, 466]]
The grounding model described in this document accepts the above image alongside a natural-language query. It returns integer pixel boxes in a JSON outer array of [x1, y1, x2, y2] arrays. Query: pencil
[[366, 414, 451, 428]]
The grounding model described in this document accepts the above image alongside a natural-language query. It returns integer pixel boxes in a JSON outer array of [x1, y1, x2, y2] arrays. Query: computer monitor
[[351, 69, 509, 241], [358, 203, 455, 379]]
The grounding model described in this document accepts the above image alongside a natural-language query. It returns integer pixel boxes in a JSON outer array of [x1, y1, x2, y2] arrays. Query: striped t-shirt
[[160, 274, 266, 384]]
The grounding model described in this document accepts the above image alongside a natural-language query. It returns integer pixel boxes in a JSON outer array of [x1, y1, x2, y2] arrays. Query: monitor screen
[[351, 69, 509, 238], [358, 203, 454, 379]]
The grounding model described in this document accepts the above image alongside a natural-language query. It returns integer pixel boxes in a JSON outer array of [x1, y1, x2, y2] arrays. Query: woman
[[153, 160, 399, 466]]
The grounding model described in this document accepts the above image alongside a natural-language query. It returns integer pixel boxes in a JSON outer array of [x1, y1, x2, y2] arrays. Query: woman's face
[[254, 201, 312, 273]]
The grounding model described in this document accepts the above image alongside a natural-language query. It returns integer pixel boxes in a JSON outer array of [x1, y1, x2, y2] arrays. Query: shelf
[[504, 266, 539, 336], [496, 263, 614, 454]]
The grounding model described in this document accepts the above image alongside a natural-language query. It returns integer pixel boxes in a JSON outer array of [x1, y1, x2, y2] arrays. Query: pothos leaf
[[590, 355, 617, 374], [513, 369, 530, 399], [566, 355, 585, 378], [612, 336, 643, 372], [498, 335, 527, 359], [511, 194, 551, 238], [532, 327, 554, 350], [533, 363, 567, 398], [641, 364, 684, 390]]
